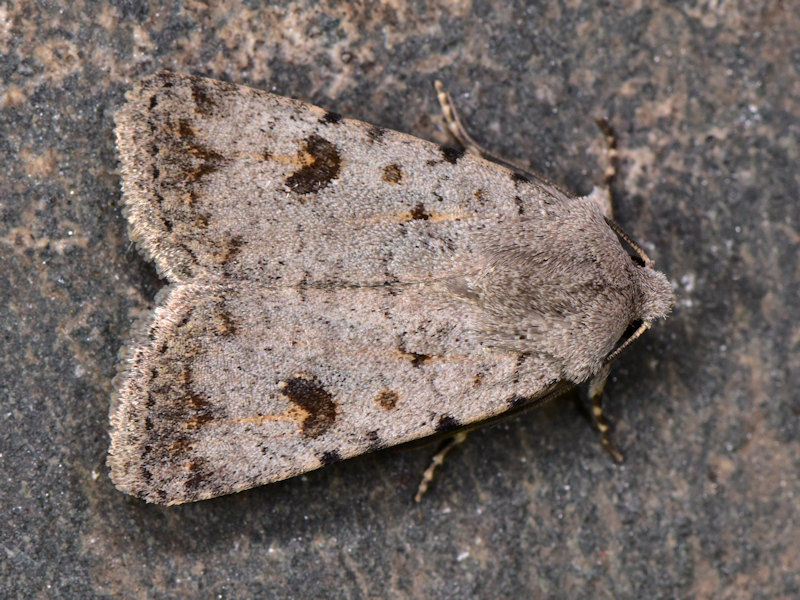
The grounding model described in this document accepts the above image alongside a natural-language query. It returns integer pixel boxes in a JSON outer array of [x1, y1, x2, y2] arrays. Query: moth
[[109, 71, 674, 505]]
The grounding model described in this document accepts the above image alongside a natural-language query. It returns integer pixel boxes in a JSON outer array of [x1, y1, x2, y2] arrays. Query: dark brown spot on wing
[[375, 389, 399, 410], [514, 196, 525, 215], [435, 414, 461, 433], [177, 367, 216, 429], [382, 163, 403, 184], [511, 172, 530, 184], [320, 111, 342, 124], [215, 235, 243, 271], [285, 134, 342, 195], [366, 430, 383, 450], [397, 347, 431, 367], [280, 374, 337, 438], [170, 118, 226, 182], [367, 125, 385, 143], [151, 71, 174, 91], [184, 458, 213, 495], [319, 450, 341, 465], [211, 304, 236, 337], [187, 145, 225, 180], [440, 145, 465, 164], [191, 81, 218, 115], [189, 76, 237, 115], [140, 466, 153, 485], [507, 394, 527, 408], [138, 307, 231, 494], [176, 119, 194, 139], [409, 202, 429, 221], [184, 397, 214, 429]]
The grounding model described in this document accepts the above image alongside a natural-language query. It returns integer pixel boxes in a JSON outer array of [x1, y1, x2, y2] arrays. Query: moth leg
[[594, 118, 619, 188], [434, 80, 494, 158], [586, 117, 620, 220], [587, 363, 625, 463], [434, 80, 567, 189], [414, 431, 469, 503]]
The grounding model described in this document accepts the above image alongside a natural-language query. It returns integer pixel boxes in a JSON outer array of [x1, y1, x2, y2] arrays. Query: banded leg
[[415, 431, 469, 503], [587, 363, 625, 463]]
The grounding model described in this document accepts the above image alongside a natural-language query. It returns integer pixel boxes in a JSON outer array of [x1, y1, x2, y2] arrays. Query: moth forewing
[[109, 71, 673, 504]]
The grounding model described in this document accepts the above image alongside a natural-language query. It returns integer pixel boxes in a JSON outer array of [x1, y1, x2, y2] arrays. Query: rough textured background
[[2, 1, 798, 598]]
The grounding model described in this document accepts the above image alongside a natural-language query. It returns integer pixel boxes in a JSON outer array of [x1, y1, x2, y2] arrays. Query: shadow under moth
[[109, 71, 674, 505]]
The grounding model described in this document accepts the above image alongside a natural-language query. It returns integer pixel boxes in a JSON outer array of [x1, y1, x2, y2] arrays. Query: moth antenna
[[434, 80, 481, 154], [434, 81, 564, 190], [604, 321, 651, 365], [604, 217, 654, 268]]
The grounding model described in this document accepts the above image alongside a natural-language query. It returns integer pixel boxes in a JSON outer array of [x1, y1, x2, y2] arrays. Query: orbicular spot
[[279, 374, 337, 438], [319, 450, 341, 465], [409, 202, 430, 221], [320, 111, 343, 124], [382, 163, 403, 184], [262, 148, 271, 161], [514, 196, 525, 215], [440, 145, 465, 164], [285, 134, 342, 195], [474, 188, 487, 202], [436, 414, 461, 433], [375, 389, 399, 410]]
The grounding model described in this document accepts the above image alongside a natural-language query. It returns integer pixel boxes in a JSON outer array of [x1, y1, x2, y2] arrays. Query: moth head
[[603, 265, 674, 368], [603, 216, 675, 324], [633, 266, 675, 323]]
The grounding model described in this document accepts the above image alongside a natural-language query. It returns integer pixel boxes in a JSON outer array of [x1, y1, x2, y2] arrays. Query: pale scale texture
[[108, 72, 673, 504]]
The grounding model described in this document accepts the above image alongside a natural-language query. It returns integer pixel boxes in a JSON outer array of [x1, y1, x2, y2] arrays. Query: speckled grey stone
[[2, 1, 798, 598]]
